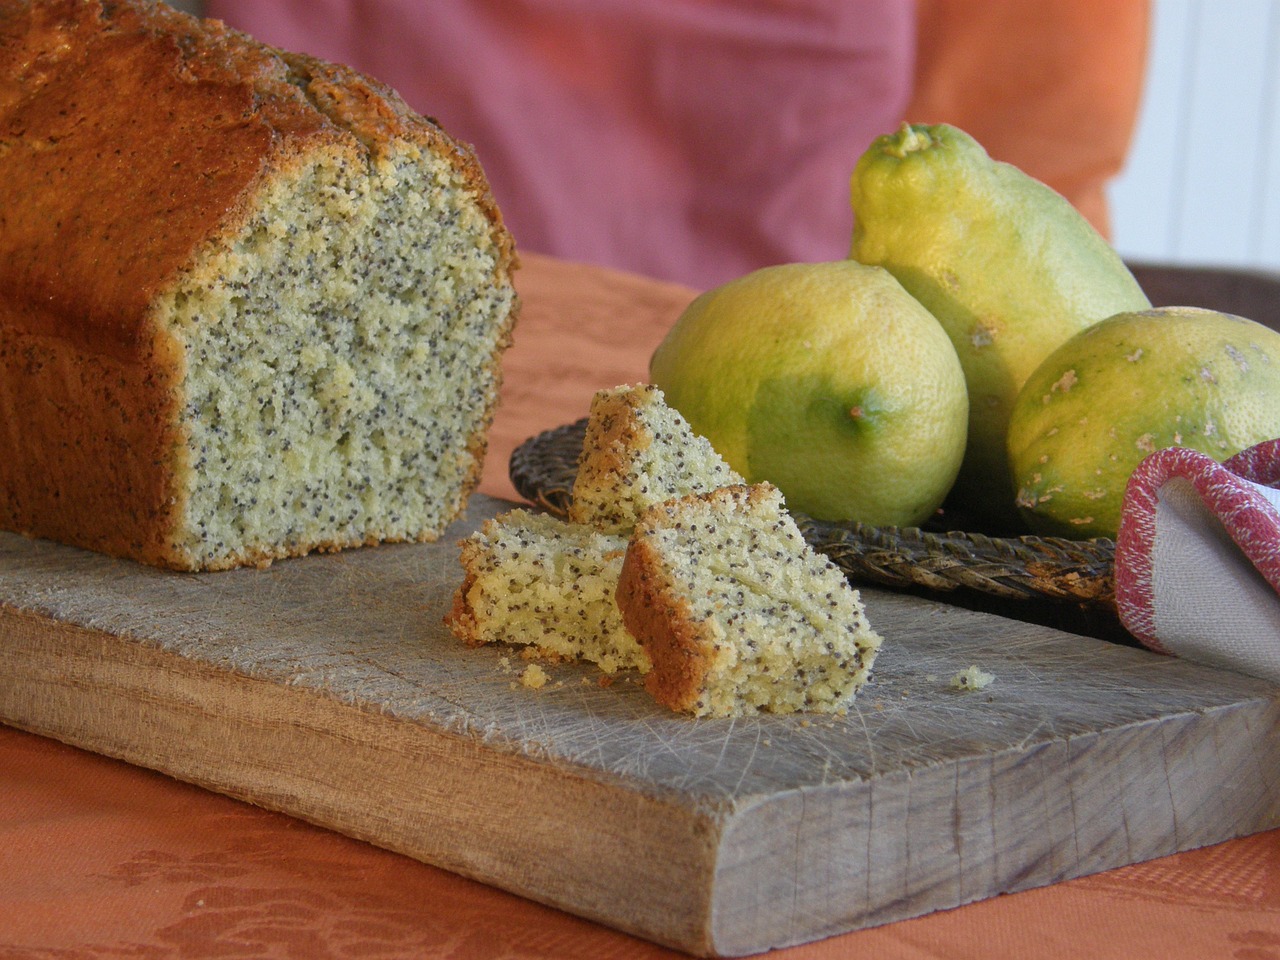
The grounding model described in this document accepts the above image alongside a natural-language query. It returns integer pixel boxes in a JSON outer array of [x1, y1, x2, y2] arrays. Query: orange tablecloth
[[3, 254, 1279, 957]]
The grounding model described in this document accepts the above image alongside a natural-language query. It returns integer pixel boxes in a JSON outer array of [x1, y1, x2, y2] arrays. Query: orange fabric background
[[3, 255, 1279, 958], [908, 0, 1151, 237]]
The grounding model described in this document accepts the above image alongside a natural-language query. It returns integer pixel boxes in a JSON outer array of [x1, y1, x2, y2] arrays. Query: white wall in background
[[1109, 0, 1280, 270]]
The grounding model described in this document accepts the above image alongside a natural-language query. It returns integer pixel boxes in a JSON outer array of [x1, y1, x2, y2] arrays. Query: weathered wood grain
[[1, 494, 1278, 956]]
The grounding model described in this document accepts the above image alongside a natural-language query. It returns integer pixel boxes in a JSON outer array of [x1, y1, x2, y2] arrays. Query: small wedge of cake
[[616, 483, 882, 717], [446, 509, 647, 674], [568, 383, 743, 534]]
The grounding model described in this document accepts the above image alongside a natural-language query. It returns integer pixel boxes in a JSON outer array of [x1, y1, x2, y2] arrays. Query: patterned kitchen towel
[[1115, 438, 1280, 683]]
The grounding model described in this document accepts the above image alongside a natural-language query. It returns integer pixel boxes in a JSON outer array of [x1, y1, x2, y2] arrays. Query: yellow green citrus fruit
[[1007, 306, 1280, 539], [849, 123, 1151, 526], [649, 260, 968, 527]]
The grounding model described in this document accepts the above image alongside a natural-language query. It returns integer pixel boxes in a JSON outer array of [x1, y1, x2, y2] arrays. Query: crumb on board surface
[[951, 665, 995, 691], [519, 663, 549, 689]]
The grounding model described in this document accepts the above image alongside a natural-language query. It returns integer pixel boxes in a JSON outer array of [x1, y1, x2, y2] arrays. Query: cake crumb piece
[[951, 665, 995, 691], [520, 664, 550, 689]]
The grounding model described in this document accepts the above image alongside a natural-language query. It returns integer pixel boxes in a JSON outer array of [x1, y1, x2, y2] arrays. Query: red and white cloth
[[1116, 438, 1280, 684]]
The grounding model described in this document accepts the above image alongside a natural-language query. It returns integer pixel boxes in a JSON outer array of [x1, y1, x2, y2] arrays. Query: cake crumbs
[[519, 664, 550, 689], [951, 665, 995, 691]]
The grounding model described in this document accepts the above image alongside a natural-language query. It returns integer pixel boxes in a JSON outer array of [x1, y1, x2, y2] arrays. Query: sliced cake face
[[617, 484, 882, 717], [164, 142, 516, 570], [568, 383, 744, 534], [447, 509, 649, 675]]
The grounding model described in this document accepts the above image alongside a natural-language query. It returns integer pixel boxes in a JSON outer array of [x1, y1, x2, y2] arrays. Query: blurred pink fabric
[[204, 0, 914, 289]]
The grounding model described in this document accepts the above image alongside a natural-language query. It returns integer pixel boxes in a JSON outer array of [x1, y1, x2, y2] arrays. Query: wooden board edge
[[706, 697, 1280, 956], [0, 605, 726, 955]]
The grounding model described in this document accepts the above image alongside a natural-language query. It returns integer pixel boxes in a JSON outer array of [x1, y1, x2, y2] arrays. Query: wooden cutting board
[[2, 493, 1278, 957]]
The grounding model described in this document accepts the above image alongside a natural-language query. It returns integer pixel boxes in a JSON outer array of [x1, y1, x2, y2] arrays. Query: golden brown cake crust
[[444, 536, 484, 646], [0, 0, 513, 359], [614, 493, 736, 714], [3, 1, 319, 359], [0, 0, 517, 569], [567, 387, 655, 528], [615, 545, 707, 714]]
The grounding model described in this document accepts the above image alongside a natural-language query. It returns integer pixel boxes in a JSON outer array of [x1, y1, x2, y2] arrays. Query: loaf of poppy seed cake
[[616, 483, 882, 718], [0, 0, 517, 570]]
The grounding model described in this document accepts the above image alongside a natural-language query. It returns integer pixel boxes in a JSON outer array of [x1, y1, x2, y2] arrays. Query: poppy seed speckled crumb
[[617, 483, 882, 718], [446, 509, 647, 674], [569, 383, 744, 534]]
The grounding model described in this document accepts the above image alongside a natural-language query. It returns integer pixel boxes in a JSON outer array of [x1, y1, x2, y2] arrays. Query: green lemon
[[1007, 306, 1280, 539], [850, 123, 1151, 526], [649, 260, 968, 527]]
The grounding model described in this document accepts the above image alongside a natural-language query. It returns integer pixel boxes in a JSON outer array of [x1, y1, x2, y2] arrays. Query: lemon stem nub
[[887, 122, 932, 159]]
